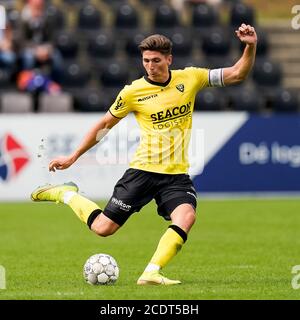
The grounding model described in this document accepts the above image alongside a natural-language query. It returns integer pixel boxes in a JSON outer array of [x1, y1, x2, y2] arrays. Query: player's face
[[142, 50, 172, 82]]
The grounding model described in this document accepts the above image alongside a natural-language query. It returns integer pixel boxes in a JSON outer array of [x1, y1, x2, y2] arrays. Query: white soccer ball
[[83, 253, 119, 285]]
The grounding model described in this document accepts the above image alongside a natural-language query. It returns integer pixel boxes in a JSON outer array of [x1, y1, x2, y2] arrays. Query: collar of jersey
[[144, 71, 172, 87]]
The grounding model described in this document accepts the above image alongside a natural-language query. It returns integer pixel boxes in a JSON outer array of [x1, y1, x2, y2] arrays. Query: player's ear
[[167, 54, 173, 66]]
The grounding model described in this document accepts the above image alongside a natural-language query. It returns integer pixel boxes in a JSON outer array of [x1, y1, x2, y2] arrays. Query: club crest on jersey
[[176, 84, 184, 92]]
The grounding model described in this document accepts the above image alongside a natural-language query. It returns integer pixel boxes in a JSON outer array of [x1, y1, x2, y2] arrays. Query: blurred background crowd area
[[0, 0, 299, 113]]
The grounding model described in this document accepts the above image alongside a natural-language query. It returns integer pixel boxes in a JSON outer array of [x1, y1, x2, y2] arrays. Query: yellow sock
[[67, 193, 101, 225], [149, 225, 187, 269]]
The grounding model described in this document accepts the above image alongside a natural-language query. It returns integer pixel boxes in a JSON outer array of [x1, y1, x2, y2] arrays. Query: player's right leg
[[30, 182, 119, 236]]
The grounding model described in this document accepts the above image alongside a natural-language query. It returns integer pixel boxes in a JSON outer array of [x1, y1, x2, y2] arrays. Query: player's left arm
[[223, 24, 257, 86]]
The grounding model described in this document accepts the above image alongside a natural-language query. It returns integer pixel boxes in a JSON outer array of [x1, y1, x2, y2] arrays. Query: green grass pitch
[[0, 198, 300, 300]]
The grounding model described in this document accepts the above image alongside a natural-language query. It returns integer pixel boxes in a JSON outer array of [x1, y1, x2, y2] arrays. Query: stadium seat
[[0, 69, 14, 89], [192, 3, 219, 28], [124, 32, 147, 78], [63, 0, 84, 5], [0, 92, 33, 113], [77, 4, 102, 32], [125, 32, 147, 57], [229, 87, 261, 112], [60, 62, 91, 88], [172, 56, 199, 70], [73, 88, 111, 112], [55, 32, 79, 60], [115, 3, 139, 29], [87, 31, 116, 59], [272, 89, 299, 112], [195, 88, 224, 111], [153, 4, 180, 34], [139, 0, 166, 7], [171, 30, 193, 57], [230, 2, 255, 28], [100, 62, 129, 89], [203, 56, 233, 69], [168, 30, 194, 69], [38, 93, 73, 113], [102, 0, 128, 9], [46, 5, 65, 30], [201, 28, 231, 56], [252, 59, 282, 87]]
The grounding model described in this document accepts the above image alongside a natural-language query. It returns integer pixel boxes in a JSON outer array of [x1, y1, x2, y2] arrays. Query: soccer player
[[31, 24, 257, 285]]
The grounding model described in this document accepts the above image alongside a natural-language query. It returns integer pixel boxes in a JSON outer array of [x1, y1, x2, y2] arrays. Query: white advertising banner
[[0, 113, 247, 201]]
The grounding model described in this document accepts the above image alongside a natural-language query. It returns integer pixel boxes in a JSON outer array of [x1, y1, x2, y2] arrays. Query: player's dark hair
[[139, 34, 172, 55]]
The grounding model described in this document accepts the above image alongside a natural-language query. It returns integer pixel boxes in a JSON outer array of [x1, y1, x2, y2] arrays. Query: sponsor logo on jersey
[[138, 94, 158, 102], [111, 197, 132, 211], [150, 102, 191, 123], [114, 96, 124, 110], [0, 133, 30, 182], [176, 84, 184, 92]]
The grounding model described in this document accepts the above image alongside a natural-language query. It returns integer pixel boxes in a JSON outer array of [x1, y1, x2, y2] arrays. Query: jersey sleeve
[[109, 86, 133, 119], [185, 67, 225, 91], [185, 67, 210, 91]]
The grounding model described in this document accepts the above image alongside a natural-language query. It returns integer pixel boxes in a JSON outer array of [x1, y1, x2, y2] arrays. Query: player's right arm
[[49, 111, 120, 172]]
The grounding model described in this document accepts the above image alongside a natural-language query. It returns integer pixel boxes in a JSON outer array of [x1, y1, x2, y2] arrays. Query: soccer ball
[[83, 253, 119, 285]]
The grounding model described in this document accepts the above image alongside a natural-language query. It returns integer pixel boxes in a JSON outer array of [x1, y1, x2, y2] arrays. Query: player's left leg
[[148, 203, 195, 268], [137, 204, 195, 285], [137, 172, 197, 285]]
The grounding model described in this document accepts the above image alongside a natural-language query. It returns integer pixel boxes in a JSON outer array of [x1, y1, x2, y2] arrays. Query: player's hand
[[49, 156, 75, 172], [235, 23, 257, 45]]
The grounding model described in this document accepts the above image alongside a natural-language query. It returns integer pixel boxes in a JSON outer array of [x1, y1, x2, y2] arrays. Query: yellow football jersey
[[109, 67, 210, 174]]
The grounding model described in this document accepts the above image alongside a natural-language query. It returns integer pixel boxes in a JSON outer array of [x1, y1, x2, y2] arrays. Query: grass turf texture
[[0, 199, 299, 300]]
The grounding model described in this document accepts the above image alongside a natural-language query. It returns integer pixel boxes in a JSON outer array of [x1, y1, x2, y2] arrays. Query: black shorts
[[103, 168, 197, 226]]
